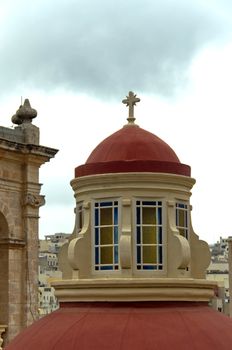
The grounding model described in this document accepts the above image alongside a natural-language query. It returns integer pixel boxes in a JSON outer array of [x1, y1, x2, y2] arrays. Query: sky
[[0, 0, 232, 243]]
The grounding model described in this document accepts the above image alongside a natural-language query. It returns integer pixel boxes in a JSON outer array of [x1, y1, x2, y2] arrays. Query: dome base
[[53, 278, 216, 303]]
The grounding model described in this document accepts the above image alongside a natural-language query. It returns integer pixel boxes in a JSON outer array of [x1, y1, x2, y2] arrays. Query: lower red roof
[[75, 160, 191, 177], [5, 302, 232, 350]]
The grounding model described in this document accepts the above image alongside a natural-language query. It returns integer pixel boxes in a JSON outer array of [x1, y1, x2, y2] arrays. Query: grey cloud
[[41, 176, 74, 206], [0, 0, 230, 98]]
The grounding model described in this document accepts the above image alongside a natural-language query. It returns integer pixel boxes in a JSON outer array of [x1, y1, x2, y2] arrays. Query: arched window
[[135, 200, 163, 270], [93, 200, 119, 271]]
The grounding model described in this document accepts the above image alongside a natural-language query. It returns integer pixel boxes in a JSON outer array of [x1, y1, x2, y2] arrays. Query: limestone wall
[[0, 110, 57, 344]]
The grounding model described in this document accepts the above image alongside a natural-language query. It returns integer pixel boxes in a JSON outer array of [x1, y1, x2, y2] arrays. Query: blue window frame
[[135, 200, 163, 270], [94, 200, 119, 271]]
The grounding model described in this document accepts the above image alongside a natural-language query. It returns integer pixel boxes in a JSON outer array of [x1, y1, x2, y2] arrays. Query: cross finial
[[122, 91, 140, 124]]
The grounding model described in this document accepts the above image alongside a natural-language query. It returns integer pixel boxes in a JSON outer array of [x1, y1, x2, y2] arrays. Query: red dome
[[6, 302, 232, 350], [87, 125, 179, 163], [75, 125, 190, 177]]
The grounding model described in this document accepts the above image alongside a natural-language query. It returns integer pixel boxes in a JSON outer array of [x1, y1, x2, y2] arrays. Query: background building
[[207, 237, 230, 314], [38, 233, 70, 316]]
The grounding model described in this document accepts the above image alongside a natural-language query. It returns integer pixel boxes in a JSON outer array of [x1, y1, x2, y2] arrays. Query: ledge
[[0, 137, 58, 158], [0, 238, 25, 248], [53, 278, 217, 303]]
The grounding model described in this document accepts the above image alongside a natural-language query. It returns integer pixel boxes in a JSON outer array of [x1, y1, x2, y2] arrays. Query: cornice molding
[[53, 278, 216, 303]]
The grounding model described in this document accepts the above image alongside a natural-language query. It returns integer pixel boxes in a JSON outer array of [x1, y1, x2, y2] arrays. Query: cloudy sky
[[0, 0, 232, 243]]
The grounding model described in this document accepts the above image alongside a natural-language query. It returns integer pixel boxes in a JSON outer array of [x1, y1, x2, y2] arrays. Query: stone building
[[5, 92, 232, 349], [206, 237, 230, 314], [38, 233, 70, 316], [40, 232, 71, 254], [0, 100, 57, 345]]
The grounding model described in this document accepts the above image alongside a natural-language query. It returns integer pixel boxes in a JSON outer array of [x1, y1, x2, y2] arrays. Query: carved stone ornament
[[0, 325, 7, 350], [12, 99, 37, 125], [24, 193, 45, 208]]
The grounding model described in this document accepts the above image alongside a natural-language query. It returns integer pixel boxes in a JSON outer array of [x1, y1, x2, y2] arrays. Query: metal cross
[[122, 91, 140, 124]]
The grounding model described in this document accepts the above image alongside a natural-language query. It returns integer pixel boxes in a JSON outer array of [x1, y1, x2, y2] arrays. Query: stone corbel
[[58, 242, 74, 279], [189, 224, 211, 279], [24, 193, 45, 208], [68, 201, 90, 272], [172, 234, 191, 269], [167, 200, 191, 272]]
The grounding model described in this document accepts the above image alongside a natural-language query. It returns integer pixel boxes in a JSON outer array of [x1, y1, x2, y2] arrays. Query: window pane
[[79, 211, 83, 229], [136, 227, 141, 244], [114, 207, 118, 225], [179, 210, 185, 227], [142, 207, 156, 224], [143, 201, 156, 206], [178, 203, 185, 208], [101, 247, 113, 264], [136, 207, 141, 224], [142, 226, 156, 244], [100, 207, 112, 225], [95, 247, 99, 264], [143, 265, 156, 270], [77, 203, 83, 233], [158, 246, 163, 264], [100, 266, 113, 270], [114, 246, 118, 263], [137, 246, 141, 263], [100, 202, 112, 207], [114, 227, 118, 244], [185, 211, 188, 227], [158, 227, 162, 244], [158, 207, 162, 225], [95, 228, 99, 245], [100, 227, 113, 245], [143, 246, 157, 264], [95, 209, 99, 226]]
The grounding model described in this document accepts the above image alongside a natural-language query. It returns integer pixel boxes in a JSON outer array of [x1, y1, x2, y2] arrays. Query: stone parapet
[[0, 127, 23, 143]]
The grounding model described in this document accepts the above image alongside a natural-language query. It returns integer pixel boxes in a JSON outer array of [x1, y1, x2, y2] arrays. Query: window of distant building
[[135, 200, 163, 270], [93, 200, 119, 271], [76, 202, 84, 234], [176, 203, 189, 239]]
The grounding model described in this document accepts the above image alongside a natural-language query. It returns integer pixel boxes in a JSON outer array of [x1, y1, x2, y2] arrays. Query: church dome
[[86, 125, 179, 164], [75, 94, 190, 178]]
